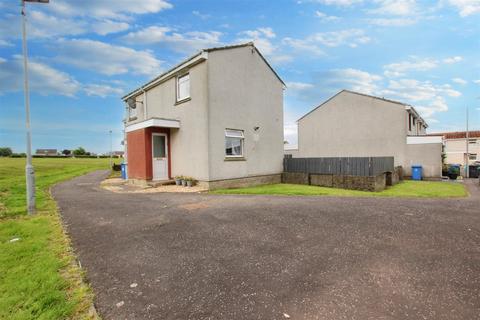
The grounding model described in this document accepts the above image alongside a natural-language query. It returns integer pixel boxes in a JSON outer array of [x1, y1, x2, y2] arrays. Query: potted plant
[[182, 177, 188, 187], [447, 165, 460, 180], [174, 176, 182, 186], [186, 177, 196, 187]]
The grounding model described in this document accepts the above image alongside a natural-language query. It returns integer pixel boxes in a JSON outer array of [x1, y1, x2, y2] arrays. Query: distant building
[[428, 131, 480, 165], [36, 149, 57, 156]]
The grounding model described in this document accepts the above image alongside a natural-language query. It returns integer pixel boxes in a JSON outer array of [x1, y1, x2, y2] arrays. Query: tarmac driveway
[[52, 171, 480, 320]]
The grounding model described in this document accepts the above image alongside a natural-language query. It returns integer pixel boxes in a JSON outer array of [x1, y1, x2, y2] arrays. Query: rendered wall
[[297, 91, 407, 166], [206, 46, 284, 181], [404, 143, 442, 178]]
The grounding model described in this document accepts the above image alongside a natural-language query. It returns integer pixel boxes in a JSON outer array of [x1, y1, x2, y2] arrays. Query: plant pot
[[181, 179, 187, 187], [186, 180, 192, 187], [175, 179, 181, 186]]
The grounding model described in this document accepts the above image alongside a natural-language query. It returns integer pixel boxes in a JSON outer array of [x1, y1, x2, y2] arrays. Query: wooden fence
[[283, 156, 394, 177]]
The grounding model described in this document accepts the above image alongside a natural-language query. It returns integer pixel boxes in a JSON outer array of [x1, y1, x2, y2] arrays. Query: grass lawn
[[212, 180, 467, 198], [0, 157, 109, 320]]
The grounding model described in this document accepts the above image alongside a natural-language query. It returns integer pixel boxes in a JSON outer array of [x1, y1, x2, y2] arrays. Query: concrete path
[[53, 172, 480, 320]]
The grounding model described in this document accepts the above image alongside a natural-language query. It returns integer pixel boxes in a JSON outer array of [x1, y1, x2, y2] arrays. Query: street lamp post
[[21, 0, 49, 214], [109, 130, 113, 168]]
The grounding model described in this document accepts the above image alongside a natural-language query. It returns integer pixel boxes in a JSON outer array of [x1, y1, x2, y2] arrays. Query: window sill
[[175, 97, 191, 105], [224, 157, 246, 161], [128, 116, 138, 121]]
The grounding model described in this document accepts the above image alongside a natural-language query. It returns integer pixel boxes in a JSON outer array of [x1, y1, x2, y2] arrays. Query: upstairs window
[[176, 73, 190, 102], [469, 139, 477, 144], [225, 129, 244, 157], [128, 103, 137, 119], [469, 153, 477, 161]]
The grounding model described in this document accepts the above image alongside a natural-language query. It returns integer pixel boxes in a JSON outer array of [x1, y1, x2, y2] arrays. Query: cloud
[[312, 0, 363, 6], [83, 84, 124, 97], [283, 29, 371, 54], [367, 17, 417, 26], [443, 56, 463, 64], [0, 39, 12, 47], [237, 28, 278, 56], [122, 26, 222, 54], [92, 20, 130, 36], [0, 55, 80, 96], [47, 0, 173, 20], [452, 77, 468, 85], [54, 39, 163, 76], [384, 57, 438, 77], [315, 11, 340, 21], [369, 0, 418, 16], [286, 82, 315, 91], [447, 0, 480, 17], [192, 11, 211, 20], [474, 80, 480, 85]]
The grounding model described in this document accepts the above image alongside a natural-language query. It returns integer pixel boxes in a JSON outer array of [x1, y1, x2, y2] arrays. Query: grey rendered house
[[288, 90, 442, 178], [122, 43, 285, 189]]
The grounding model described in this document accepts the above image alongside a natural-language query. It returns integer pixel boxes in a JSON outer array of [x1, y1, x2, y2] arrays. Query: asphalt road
[[52, 171, 480, 320]]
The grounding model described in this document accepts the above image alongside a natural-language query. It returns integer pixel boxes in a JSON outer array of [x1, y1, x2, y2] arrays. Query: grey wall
[[206, 46, 284, 181], [297, 91, 407, 166], [404, 143, 442, 178]]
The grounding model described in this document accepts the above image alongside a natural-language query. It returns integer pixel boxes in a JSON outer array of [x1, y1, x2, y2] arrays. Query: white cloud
[[452, 77, 468, 85], [474, 80, 480, 85], [443, 56, 463, 64], [54, 39, 163, 76], [122, 26, 222, 54], [370, 0, 418, 16], [237, 27, 277, 55], [92, 20, 130, 36], [0, 39, 12, 47], [83, 84, 124, 97], [367, 17, 417, 26], [192, 11, 211, 20], [315, 11, 340, 21], [328, 68, 382, 94], [0, 55, 80, 96], [286, 82, 315, 91], [447, 0, 480, 17], [283, 29, 371, 54], [384, 57, 438, 77], [313, 0, 363, 6], [47, 0, 173, 20]]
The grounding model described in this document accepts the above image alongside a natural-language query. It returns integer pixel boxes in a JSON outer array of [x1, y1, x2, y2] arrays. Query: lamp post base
[[26, 164, 36, 214]]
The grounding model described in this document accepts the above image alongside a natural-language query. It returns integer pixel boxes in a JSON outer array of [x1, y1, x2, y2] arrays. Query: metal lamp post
[[21, 0, 49, 214], [109, 130, 113, 168]]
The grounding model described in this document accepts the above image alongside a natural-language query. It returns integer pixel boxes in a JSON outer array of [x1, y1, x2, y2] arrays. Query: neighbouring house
[[428, 131, 480, 175], [122, 42, 285, 189], [35, 149, 57, 156], [111, 151, 124, 158], [287, 90, 443, 178]]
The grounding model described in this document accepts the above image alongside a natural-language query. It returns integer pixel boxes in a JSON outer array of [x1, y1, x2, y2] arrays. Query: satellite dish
[[127, 97, 136, 109]]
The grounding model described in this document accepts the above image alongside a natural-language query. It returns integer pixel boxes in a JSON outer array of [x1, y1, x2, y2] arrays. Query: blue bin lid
[[412, 165, 422, 168]]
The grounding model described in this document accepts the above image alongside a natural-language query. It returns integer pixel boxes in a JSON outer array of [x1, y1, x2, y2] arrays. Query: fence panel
[[283, 156, 394, 177]]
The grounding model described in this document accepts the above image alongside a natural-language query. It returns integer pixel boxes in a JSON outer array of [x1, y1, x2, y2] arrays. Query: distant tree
[[0, 147, 13, 157], [62, 149, 71, 156], [72, 147, 86, 156]]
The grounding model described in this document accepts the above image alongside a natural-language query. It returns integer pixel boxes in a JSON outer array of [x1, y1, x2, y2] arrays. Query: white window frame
[[468, 153, 477, 160], [468, 139, 477, 144], [225, 129, 244, 158], [176, 73, 190, 102]]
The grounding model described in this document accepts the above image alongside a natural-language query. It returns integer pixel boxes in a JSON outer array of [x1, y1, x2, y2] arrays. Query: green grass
[[0, 158, 109, 320], [212, 180, 467, 198]]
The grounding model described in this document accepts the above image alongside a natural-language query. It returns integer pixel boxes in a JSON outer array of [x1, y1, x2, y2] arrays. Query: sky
[[0, 0, 479, 153]]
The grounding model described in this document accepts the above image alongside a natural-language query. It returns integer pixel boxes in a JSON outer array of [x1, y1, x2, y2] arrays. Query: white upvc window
[[176, 73, 190, 102], [225, 129, 244, 157], [468, 139, 477, 144], [469, 153, 477, 161]]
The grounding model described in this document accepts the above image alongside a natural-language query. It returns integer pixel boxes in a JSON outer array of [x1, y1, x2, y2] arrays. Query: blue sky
[[0, 0, 479, 153]]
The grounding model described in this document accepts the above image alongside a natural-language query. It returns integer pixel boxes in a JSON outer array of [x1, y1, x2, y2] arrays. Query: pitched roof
[[427, 131, 480, 139], [122, 42, 284, 100], [297, 90, 426, 126]]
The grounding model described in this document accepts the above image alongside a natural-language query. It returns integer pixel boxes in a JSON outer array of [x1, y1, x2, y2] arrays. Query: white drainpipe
[[142, 88, 148, 119]]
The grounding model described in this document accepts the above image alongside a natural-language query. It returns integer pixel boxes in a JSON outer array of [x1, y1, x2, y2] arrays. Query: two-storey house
[[122, 43, 285, 189], [287, 90, 442, 178]]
